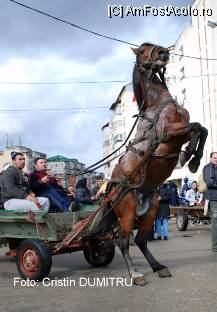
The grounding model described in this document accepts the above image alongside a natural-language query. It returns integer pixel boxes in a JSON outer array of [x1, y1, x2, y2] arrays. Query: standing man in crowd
[[91, 175, 104, 198], [0, 152, 50, 212], [203, 152, 217, 252], [156, 182, 170, 240]]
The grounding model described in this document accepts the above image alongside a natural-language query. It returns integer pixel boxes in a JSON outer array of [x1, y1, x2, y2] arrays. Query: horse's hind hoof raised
[[131, 272, 147, 286], [158, 267, 172, 278], [188, 157, 200, 173]]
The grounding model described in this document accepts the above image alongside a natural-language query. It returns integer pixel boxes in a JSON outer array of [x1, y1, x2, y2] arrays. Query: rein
[[54, 133, 168, 251], [75, 94, 148, 176]]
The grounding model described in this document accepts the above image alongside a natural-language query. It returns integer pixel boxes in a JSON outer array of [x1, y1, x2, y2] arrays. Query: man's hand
[[40, 175, 49, 183], [156, 195, 161, 201], [67, 190, 75, 197], [26, 193, 35, 201]]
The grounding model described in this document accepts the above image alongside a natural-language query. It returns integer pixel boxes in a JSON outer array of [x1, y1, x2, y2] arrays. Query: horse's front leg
[[134, 193, 172, 278], [115, 192, 146, 286], [179, 122, 205, 172], [188, 126, 208, 172]]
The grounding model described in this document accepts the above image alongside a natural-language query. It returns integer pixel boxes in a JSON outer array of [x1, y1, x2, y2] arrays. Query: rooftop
[[101, 122, 109, 130], [47, 155, 78, 162], [110, 83, 132, 110], [47, 155, 79, 163]]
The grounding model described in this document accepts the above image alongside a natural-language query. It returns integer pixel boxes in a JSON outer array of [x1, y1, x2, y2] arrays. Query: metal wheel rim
[[177, 215, 184, 228], [20, 248, 40, 276]]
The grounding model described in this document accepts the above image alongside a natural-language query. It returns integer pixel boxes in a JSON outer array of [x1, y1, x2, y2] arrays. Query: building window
[[179, 46, 183, 61], [180, 67, 185, 80], [181, 88, 186, 105], [113, 134, 123, 144], [167, 75, 176, 85], [114, 105, 122, 116], [113, 120, 123, 129], [103, 140, 110, 147], [170, 55, 175, 63]]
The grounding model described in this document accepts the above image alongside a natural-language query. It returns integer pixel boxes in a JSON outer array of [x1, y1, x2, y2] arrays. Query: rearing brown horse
[[108, 42, 208, 286]]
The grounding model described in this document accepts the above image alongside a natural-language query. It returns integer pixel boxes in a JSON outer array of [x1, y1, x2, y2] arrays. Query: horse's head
[[132, 43, 170, 109], [132, 43, 170, 69]]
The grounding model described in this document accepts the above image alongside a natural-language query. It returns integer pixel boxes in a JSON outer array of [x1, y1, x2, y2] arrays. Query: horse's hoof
[[131, 272, 147, 286], [179, 151, 189, 167], [188, 157, 200, 173], [158, 267, 172, 278], [132, 276, 147, 286]]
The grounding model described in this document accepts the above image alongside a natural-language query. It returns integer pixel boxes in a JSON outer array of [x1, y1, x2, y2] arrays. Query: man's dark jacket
[[203, 163, 217, 200], [157, 184, 170, 218], [29, 170, 67, 197], [0, 166, 31, 204]]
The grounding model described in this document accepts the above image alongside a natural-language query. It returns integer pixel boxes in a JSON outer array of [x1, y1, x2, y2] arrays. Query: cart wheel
[[16, 239, 52, 281], [176, 210, 188, 231], [83, 240, 115, 267]]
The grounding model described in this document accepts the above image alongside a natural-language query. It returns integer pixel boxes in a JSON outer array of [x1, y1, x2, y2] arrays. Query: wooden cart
[[0, 204, 115, 281], [170, 205, 210, 231]]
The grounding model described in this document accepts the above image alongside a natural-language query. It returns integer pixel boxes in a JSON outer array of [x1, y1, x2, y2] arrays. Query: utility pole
[[18, 135, 22, 146], [6, 133, 9, 148]]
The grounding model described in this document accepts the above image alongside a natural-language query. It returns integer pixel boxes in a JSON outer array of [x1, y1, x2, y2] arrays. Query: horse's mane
[[132, 64, 142, 110], [133, 42, 154, 111]]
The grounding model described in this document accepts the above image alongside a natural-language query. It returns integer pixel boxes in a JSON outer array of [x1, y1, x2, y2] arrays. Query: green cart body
[[0, 204, 115, 281], [0, 204, 98, 242]]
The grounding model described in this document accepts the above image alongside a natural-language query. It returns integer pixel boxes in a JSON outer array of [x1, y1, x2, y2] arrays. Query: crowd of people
[[1, 150, 217, 252], [149, 152, 217, 247], [150, 173, 208, 241], [0, 151, 107, 213]]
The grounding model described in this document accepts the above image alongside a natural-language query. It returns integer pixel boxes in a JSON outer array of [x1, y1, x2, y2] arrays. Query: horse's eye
[[158, 50, 164, 55], [140, 48, 145, 54]]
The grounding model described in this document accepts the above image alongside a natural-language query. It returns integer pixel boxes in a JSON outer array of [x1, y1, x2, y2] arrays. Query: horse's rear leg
[[115, 193, 146, 286], [134, 195, 172, 278]]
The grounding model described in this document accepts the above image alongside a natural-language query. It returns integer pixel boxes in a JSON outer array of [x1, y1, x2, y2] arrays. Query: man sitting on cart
[[29, 157, 78, 212], [0, 152, 50, 212]]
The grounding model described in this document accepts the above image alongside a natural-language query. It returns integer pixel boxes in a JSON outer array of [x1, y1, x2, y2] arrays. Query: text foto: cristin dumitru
[[14, 277, 133, 287]]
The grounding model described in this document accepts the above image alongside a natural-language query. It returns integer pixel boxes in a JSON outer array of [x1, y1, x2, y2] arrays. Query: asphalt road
[[1, 222, 217, 312]]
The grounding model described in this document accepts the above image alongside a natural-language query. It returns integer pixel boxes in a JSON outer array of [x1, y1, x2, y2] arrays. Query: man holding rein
[[29, 158, 77, 212]]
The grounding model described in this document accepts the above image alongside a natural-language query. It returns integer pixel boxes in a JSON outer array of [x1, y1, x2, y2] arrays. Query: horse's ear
[[131, 47, 138, 55]]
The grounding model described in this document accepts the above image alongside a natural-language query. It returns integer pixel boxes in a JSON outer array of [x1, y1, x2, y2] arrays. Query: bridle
[[135, 44, 167, 87], [131, 44, 169, 131], [125, 44, 179, 159]]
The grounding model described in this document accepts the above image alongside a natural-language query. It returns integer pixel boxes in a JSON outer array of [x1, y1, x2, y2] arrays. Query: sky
[[0, 0, 195, 166]]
